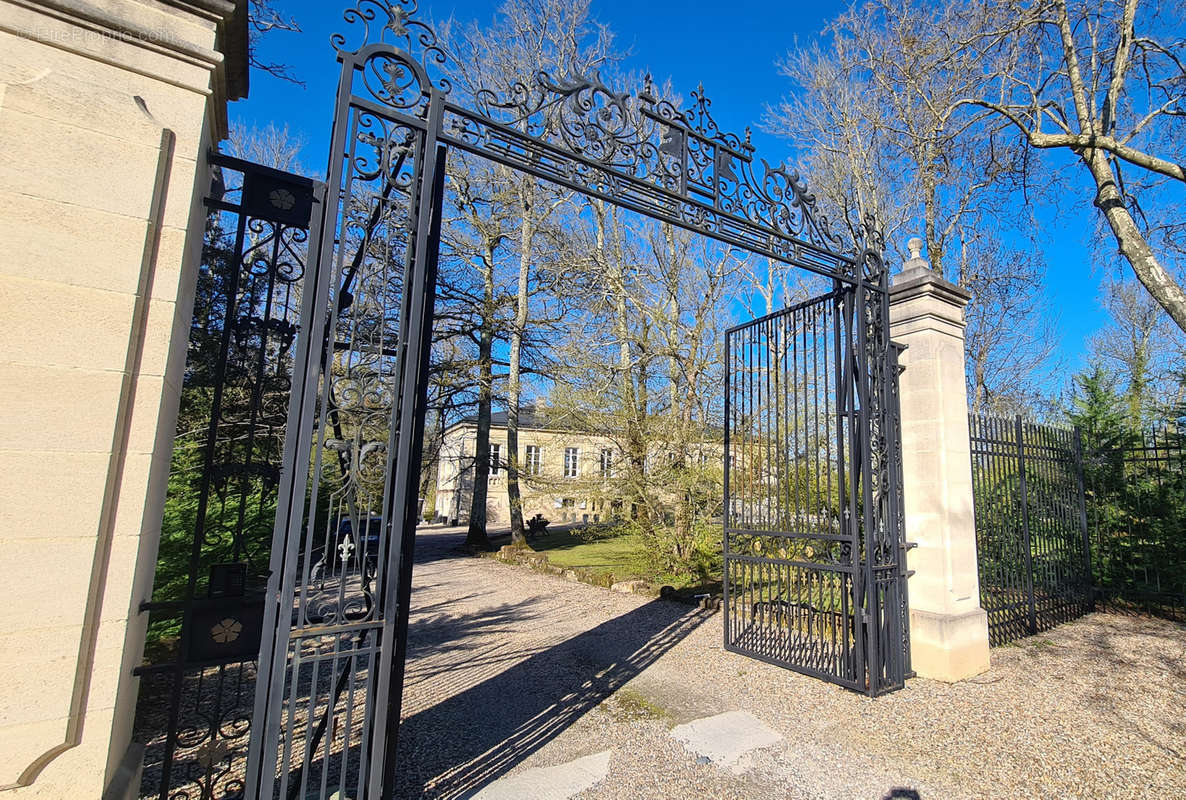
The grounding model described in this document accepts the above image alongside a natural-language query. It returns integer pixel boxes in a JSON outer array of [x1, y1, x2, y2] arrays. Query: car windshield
[[337, 517, 384, 535]]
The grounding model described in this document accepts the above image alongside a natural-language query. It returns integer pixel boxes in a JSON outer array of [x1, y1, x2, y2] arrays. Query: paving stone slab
[[471, 749, 613, 800], [670, 710, 783, 773]]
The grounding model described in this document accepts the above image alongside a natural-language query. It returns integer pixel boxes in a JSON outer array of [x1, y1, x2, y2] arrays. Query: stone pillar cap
[[890, 237, 971, 306]]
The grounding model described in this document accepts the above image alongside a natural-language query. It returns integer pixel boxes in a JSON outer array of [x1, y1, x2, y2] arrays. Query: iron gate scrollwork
[[133, 153, 323, 800], [237, 1, 911, 796]]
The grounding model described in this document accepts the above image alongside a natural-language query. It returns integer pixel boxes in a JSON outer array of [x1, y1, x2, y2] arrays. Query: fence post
[[888, 238, 991, 682], [1015, 415, 1037, 634]]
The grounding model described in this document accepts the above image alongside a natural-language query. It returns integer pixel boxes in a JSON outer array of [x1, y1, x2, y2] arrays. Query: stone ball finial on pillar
[[899, 236, 931, 279]]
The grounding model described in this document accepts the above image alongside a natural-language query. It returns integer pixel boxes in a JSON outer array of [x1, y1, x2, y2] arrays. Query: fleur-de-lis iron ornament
[[338, 533, 356, 564]]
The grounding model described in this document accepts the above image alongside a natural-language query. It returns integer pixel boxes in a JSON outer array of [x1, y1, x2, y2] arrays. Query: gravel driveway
[[395, 525, 1186, 800]]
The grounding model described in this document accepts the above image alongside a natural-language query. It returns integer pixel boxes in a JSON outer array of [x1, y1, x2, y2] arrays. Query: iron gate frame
[[243, 1, 912, 796]]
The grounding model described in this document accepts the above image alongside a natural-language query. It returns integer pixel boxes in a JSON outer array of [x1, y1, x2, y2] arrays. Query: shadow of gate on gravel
[[394, 598, 711, 799]]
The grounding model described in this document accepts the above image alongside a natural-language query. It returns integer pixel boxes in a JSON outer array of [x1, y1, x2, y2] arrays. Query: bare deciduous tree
[[437, 0, 617, 545], [247, 0, 305, 85], [1088, 276, 1186, 420], [962, 240, 1059, 414], [960, 0, 1186, 332], [227, 122, 307, 174], [769, 0, 1058, 412], [769, 0, 1029, 273]]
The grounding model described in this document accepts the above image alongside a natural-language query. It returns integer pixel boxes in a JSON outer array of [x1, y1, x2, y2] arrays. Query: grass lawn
[[493, 523, 723, 596], [525, 525, 645, 581]]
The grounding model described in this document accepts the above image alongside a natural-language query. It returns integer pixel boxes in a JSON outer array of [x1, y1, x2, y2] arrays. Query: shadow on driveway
[[394, 594, 711, 798]]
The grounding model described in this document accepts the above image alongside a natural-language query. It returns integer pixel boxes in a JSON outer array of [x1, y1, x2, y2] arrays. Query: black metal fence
[[970, 415, 1186, 646], [969, 416, 1093, 645], [1087, 423, 1186, 620]]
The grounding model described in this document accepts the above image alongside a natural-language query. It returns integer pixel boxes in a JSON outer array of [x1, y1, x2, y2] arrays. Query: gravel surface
[[395, 525, 1186, 799]]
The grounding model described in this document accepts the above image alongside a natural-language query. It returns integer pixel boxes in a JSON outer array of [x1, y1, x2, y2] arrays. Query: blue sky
[[233, 0, 1111, 381]]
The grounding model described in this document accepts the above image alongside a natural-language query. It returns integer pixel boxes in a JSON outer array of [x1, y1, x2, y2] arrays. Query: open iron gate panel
[[723, 289, 910, 696], [132, 154, 324, 800]]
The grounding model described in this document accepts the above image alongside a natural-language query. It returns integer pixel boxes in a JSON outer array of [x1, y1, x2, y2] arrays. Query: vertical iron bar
[[854, 284, 878, 695], [376, 131, 448, 796], [1015, 415, 1036, 635], [723, 326, 732, 651], [1076, 429, 1091, 611]]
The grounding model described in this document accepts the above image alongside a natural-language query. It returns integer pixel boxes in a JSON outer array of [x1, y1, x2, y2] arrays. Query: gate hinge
[[902, 569, 916, 579], [901, 541, 918, 551]]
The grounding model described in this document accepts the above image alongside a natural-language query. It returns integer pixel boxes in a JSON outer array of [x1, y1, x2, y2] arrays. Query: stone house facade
[[435, 410, 626, 526], [434, 408, 728, 527]]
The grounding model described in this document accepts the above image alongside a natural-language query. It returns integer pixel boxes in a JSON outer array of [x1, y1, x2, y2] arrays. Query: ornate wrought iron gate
[[723, 289, 909, 695], [133, 153, 322, 799], [209, 1, 915, 796], [243, 62, 447, 800]]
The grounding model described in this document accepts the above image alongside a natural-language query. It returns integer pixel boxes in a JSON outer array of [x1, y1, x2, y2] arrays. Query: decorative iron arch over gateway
[[330, 0, 887, 284], [243, 2, 908, 798]]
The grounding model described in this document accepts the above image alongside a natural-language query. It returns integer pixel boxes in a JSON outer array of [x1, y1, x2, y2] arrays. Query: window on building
[[599, 448, 613, 478], [526, 445, 542, 476], [489, 443, 501, 476], [564, 447, 579, 478]]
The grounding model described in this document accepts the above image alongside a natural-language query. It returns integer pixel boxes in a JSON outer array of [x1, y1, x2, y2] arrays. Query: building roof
[[443, 407, 724, 440], [446, 406, 590, 434]]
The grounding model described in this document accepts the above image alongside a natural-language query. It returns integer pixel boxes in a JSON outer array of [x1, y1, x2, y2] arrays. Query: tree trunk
[[921, 150, 942, 275], [661, 224, 692, 551], [466, 262, 496, 551], [1086, 150, 1186, 335], [633, 325, 652, 533], [505, 184, 535, 546]]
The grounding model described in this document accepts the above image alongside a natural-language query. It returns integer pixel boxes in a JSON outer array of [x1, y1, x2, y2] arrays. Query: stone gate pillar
[[890, 238, 991, 682], [0, 2, 247, 797]]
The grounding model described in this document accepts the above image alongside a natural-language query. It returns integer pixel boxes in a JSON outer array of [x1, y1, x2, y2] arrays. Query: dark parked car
[[337, 515, 386, 564]]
